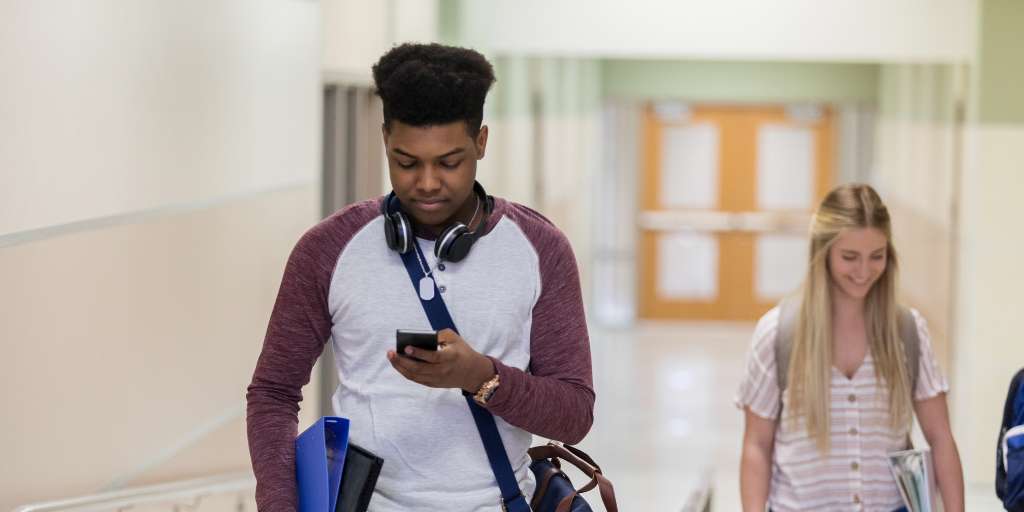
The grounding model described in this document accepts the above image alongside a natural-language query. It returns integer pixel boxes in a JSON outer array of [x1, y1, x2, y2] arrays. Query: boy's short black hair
[[372, 43, 496, 136]]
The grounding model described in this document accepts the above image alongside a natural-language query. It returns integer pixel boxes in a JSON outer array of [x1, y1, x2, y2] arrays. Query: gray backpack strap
[[775, 296, 801, 393], [898, 306, 921, 392], [775, 300, 921, 393]]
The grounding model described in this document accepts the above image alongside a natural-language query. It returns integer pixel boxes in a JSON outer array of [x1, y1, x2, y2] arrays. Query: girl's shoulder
[[748, 306, 783, 357], [898, 305, 932, 345], [754, 305, 782, 343]]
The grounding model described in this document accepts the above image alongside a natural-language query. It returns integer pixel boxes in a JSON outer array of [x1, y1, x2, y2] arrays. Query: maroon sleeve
[[483, 203, 595, 444], [245, 199, 379, 512]]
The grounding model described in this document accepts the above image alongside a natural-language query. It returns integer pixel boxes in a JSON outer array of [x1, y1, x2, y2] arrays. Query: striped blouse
[[735, 306, 949, 512]]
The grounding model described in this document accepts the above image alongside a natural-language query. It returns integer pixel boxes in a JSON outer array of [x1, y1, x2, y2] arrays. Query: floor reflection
[[573, 321, 1001, 511]]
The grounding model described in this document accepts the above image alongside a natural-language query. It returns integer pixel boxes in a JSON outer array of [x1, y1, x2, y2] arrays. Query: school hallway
[[6, 1, 1024, 511]]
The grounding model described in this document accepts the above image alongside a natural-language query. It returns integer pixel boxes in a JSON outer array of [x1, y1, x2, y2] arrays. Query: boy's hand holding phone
[[387, 328, 496, 394]]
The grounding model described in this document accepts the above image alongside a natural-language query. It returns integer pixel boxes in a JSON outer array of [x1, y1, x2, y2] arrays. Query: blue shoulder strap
[[397, 240, 531, 512]]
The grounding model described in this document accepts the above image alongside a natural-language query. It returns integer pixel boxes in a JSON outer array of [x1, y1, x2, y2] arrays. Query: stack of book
[[886, 447, 937, 512]]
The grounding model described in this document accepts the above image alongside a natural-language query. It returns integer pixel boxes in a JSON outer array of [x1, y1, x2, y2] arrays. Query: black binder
[[335, 442, 384, 512]]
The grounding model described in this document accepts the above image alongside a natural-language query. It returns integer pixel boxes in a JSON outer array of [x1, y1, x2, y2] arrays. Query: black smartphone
[[396, 329, 438, 359]]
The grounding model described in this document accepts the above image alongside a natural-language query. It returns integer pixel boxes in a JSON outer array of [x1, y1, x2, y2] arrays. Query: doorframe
[[318, 82, 386, 416]]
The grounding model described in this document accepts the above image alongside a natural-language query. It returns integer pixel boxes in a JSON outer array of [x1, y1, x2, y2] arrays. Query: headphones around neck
[[382, 181, 494, 263]]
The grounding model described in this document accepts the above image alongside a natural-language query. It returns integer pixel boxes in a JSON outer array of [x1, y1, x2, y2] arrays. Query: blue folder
[[296, 416, 350, 512]]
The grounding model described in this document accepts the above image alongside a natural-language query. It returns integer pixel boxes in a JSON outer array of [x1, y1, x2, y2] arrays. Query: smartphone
[[396, 329, 438, 359]]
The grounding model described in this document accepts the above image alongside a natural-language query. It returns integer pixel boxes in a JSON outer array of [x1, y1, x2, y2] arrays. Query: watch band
[[473, 373, 501, 406]]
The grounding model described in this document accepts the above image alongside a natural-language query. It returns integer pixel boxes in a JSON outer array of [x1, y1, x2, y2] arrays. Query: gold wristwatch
[[473, 373, 501, 406]]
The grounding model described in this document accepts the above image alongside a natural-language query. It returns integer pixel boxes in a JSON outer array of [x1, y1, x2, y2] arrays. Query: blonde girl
[[736, 184, 964, 511]]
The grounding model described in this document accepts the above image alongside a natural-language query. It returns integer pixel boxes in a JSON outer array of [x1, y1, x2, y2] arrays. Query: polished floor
[[575, 321, 1003, 511]]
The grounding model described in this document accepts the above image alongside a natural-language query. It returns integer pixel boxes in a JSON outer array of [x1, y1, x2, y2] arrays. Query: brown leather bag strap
[[528, 444, 618, 512], [594, 472, 618, 512], [529, 445, 601, 493], [561, 444, 605, 494], [562, 444, 601, 472], [528, 445, 599, 476], [555, 492, 578, 512], [573, 472, 617, 512], [530, 464, 562, 510], [576, 474, 600, 494]]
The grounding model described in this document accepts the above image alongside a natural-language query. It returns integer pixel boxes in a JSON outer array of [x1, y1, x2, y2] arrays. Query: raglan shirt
[[246, 197, 594, 511]]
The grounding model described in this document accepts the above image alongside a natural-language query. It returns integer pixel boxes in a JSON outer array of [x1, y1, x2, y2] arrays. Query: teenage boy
[[246, 43, 594, 511]]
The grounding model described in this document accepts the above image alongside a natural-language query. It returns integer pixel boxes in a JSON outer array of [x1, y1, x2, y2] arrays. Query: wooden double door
[[638, 104, 835, 321]]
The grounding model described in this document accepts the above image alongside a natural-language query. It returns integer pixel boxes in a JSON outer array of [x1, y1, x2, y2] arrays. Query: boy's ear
[[475, 125, 489, 159]]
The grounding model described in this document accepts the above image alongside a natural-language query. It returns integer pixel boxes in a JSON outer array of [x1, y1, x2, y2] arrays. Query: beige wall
[[1, 1, 322, 509], [0, 187, 320, 508]]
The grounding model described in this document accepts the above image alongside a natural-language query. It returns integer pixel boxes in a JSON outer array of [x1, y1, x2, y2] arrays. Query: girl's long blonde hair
[[787, 183, 913, 452]]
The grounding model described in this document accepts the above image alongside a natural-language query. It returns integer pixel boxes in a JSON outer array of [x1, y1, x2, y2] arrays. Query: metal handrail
[[680, 470, 714, 512], [681, 485, 714, 512], [13, 472, 255, 512]]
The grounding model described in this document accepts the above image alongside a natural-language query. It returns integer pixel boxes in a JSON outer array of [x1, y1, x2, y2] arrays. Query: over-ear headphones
[[382, 181, 494, 263]]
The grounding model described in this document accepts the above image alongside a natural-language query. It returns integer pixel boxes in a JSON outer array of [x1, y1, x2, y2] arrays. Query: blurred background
[[2, 0, 1021, 510]]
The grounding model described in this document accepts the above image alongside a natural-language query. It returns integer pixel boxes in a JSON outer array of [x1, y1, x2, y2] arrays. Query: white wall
[[322, 0, 389, 78], [872, 64, 964, 368], [480, 57, 602, 305], [871, 3, 1024, 503], [321, 0, 439, 197], [0, 1, 321, 508], [322, 0, 438, 78], [943, 0, 1024, 498], [954, 123, 1024, 492], [454, 0, 977, 62], [0, 0, 321, 237]]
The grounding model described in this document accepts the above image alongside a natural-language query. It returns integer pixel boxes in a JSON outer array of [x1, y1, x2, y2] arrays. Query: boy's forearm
[[484, 357, 594, 444]]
